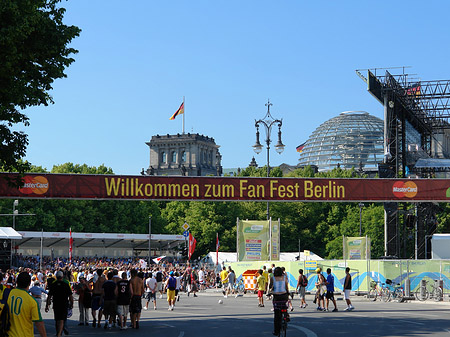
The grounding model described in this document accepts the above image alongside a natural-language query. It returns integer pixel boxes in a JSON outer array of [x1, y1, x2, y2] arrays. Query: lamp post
[[12, 200, 18, 229], [252, 100, 285, 220], [148, 216, 152, 266]]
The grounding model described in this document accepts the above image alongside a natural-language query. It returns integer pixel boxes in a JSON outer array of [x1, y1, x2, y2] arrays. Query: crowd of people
[[2, 257, 355, 337]]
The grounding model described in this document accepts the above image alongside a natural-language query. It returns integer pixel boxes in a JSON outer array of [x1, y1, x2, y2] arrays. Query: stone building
[[142, 133, 222, 176]]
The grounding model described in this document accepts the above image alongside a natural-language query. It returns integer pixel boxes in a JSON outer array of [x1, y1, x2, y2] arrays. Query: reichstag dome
[[298, 111, 384, 172]]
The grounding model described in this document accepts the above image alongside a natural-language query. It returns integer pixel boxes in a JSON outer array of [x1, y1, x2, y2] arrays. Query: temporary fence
[[227, 259, 450, 294]]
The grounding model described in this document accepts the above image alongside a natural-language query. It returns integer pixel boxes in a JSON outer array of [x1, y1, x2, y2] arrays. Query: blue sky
[[22, 0, 450, 174]]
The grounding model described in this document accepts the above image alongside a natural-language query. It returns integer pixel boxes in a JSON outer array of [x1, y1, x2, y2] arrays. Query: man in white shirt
[[198, 268, 205, 291], [143, 273, 157, 310]]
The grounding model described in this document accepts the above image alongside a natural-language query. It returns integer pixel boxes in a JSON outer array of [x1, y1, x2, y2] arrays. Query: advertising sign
[[0, 173, 450, 202], [271, 219, 280, 261], [237, 220, 270, 261], [343, 236, 371, 260]]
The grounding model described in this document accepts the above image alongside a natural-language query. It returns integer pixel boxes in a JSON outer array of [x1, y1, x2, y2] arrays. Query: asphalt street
[[38, 291, 450, 337]]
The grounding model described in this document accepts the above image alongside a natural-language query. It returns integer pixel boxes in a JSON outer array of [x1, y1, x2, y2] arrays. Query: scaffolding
[[357, 67, 450, 258]]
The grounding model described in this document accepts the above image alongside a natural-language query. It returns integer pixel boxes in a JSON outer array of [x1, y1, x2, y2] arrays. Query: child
[[256, 269, 266, 307]]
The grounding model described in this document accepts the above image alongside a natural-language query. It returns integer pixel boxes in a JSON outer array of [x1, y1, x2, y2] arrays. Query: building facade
[[143, 133, 222, 176]]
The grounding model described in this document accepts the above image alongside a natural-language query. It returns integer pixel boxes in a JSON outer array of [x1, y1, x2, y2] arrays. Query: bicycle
[[381, 279, 404, 302], [415, 279, 443, 302], [273, 300, 289, 337], [233, 278, 246, 295], [368, 281, 383, 301]]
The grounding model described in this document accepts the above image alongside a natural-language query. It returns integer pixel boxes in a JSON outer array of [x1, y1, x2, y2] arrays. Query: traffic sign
[[183, 230, 189, 238], [182, 222, 190, 231]]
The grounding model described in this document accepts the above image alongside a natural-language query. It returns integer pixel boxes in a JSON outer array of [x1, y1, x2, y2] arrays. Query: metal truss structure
[[356, 67, 450, 258]]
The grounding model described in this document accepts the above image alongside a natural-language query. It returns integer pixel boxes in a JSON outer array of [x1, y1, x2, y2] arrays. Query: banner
[[188, 232, 196, 260], [343, 236, 371, 260], [1, 173, 450, 202], [271, 219, 280, 261], [237, 220, 270, 261]]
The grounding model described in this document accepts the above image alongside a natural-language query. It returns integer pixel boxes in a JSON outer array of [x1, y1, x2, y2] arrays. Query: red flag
[[188, 232, 196, 260], [215, 233, 220, 266], [69, 228, 73, 263]]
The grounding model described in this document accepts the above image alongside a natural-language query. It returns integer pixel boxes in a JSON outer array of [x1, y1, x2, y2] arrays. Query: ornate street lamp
[[252, 100, 284, 219]]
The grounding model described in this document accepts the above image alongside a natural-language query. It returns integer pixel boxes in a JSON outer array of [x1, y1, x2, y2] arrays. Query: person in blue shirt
[[29, 281, 48, 310], [325, 268, 338, 312]]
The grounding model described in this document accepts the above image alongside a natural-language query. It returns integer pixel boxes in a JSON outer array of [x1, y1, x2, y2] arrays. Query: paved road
[[38, 291, 450, 337]]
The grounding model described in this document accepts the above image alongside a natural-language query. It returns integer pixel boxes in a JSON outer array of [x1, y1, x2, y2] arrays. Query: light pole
[[148, 216, 152, 266], [359, 202, 365, 236], [252, 99, 284, 220], [12, 200, 18, 229]]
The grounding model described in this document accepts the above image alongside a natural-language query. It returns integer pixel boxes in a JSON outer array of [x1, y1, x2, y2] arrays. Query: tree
[[0, 0, 80, 183]]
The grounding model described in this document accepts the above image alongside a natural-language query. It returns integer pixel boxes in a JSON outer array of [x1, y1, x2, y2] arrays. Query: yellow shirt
[[73, 271, 78, 282], [257, 275, 266, 291], [7, 288, 42, 337], [262, 270, 269, 284], [220, 270, 228, 283]]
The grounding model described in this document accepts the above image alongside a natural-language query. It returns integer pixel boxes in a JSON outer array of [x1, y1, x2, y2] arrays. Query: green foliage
[[51, 163, 114, 174], [0, 0, 80, 181]]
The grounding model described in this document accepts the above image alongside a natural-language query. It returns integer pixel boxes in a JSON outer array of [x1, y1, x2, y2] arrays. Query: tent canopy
[[0, 227, 22, 240], [16, 231, 184, 250]]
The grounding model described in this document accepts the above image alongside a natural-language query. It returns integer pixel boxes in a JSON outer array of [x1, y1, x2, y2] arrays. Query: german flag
[[296, 142, 306, 153], [169, 102, 184, 120]]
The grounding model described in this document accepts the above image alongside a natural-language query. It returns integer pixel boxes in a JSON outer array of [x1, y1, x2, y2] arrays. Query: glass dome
[[298, 111, 384, 171]]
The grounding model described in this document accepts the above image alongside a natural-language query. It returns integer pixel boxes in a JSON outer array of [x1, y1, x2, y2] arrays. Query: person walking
[[325, 268, 338, 312], [296, 269, 308, 308], [76, 276, 91, 325], [130, 269, 144, 329], [101, 271, 118, 329], [116, 271, 132, 330], [91, 269, 105, 328], [164, 271, 177, 311], [344, 267, 354, 311], [144, 272, 157, 310], [256, 269, 266, 307], [9, 272, 47, 337], [28, 280, 48, 311], [45, 270, 74, 337], [220, 266, 228, 298], [314, 268, 326, 311]]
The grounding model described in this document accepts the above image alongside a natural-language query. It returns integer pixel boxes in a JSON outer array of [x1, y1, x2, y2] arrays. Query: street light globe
[[253, 144, 263, 154]]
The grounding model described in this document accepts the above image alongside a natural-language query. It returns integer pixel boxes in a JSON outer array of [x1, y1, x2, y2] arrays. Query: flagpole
[[182, 96, 185, 134]]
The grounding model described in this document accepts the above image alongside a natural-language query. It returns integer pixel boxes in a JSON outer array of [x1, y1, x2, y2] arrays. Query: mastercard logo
[[392, 181, 418, 198], [19, 176, 49, 195]]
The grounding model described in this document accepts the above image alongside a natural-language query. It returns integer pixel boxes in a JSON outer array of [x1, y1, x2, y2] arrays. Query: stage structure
[[357, 67, 450, 258]]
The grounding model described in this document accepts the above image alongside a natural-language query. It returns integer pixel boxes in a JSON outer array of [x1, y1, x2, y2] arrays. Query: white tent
[[201, 251, 322, 266], [0, 227, 22, 240]]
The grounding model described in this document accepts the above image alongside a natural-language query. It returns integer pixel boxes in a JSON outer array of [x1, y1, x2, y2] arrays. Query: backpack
[[302, 275, 308, 287], [0, 286, 12, 337]]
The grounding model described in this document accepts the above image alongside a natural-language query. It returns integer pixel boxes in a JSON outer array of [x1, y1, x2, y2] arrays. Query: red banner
[[0, 173, 449, 202]]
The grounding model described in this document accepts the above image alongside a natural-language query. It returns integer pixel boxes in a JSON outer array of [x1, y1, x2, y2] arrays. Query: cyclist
[[269, 266, 289, 336]]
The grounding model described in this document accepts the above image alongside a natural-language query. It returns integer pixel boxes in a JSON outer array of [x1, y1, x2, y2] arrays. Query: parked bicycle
[[368, 281, 383, 301], [381, 279, 404, 302], [415, 279, 443, 302]]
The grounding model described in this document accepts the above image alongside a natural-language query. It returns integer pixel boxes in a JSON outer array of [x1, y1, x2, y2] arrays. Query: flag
[[296, 142, 306, 153], [69, 228, 73, 263], [152, 255, 166, 264], [406, 84, 421, 96], [169, 102, 184, 120], [188, 232, 197, 260], [215, 233, 220, 266]]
